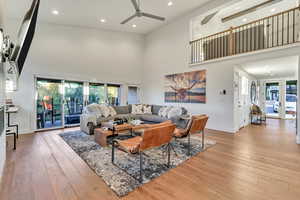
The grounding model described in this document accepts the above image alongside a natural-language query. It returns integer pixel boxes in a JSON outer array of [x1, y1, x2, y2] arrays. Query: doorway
[[265, 82, 281, 118], [264, 80, 297, 119]]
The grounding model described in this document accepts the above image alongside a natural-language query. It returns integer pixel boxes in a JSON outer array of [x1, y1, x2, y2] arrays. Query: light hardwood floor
[[1, 119, 300, 200]]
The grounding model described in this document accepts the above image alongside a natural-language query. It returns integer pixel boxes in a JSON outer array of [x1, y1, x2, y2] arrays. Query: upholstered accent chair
[[173, 115, 209, 156], [111, 122, 176, 183]]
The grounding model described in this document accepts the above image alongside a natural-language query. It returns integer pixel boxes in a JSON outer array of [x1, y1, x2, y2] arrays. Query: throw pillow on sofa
[[158, 106, 173, 118], [86, 103, 102, 114], [99, 105, 111, 118], [167, 107, 183, 119], [109, 106, 117, 116], [143, 105, 152, 114], [132, 104, 144, 114]]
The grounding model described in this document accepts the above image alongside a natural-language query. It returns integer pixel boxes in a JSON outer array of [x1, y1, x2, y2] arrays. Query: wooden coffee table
[[94, 128, 113, 147], [94, 123, 133, 147]]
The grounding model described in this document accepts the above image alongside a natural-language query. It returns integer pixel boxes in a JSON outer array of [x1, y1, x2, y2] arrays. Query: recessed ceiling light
[[242, 18, 247, 22], [100, 18, 106, 23], [52, 10, 59, 15], [132, 24, 137, 28], [271, 8, 276, 12], [168, 1, 173, 6]]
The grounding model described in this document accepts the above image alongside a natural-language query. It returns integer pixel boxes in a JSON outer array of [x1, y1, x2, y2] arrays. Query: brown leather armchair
[[173, 115, 209, 156], [112, 122, 176, 183]]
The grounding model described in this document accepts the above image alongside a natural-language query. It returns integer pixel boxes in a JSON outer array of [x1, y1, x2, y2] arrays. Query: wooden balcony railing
[[190, 7, 300, 64]]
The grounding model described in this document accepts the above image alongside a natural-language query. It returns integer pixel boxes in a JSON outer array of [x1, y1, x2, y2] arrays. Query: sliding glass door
[[64, 81, 84, 126], [89, 83, 106, 104], [36, 78, 63, 129], [107, 84, 121, 106], [36, 78, 126, 130]]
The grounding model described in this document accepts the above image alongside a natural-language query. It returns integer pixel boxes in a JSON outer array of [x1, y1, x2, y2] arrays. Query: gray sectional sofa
[[80, 104, 189, 135]]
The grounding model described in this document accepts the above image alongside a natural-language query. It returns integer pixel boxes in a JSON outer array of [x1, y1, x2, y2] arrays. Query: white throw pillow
[[158, 107, 167, 117], [132, 104, 144, 114], [159, 106, 173, 117], [86, 103, 101, 114], [109, 106, 117, 116], [99, 105, 111, 118], [167, 107, 183, 119], [143, 105, 152, 114], [164, 106, 174, 117]]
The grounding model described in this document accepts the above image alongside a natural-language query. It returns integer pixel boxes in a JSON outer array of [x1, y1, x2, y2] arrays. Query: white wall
[[142, 0, 237, 133], [6, 20, 144, 134], [0, 0, 6, 182]]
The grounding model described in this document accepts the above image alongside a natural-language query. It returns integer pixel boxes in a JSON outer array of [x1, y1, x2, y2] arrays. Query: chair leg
[[188, 133, 191, 156], [13, 132, 16, 150], [167, 143, 171, 168], [140, 152, 143, 183], [112, 141, 115, 164], [202, 130, 205, 150]]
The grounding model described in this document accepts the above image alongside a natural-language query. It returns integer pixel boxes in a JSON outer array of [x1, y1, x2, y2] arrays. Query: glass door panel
[[107, 84, 121, 106], [36, 78, 63, 129], [89, 83, 106, 104], [128, 86, 139, 105], [286, 80, 297, 119], [64, 81, 84, 126], [265, 82, 280, 118]]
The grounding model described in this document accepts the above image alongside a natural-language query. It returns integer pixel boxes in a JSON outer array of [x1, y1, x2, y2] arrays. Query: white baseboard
[[297, 135, 300, 144]]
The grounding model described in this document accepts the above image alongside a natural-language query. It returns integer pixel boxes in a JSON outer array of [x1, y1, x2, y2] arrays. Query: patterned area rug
[[60, 130, 216, 197]]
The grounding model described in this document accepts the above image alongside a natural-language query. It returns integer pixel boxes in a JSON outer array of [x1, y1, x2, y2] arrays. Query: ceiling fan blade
[[120, 14, 137, 24], [131, 0, 139, 11], [142, 13, 165, 21]]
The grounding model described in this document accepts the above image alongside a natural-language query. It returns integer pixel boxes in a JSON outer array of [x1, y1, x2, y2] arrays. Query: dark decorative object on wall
[[250, 81, 257, 103], [165, 70, 206, 103]]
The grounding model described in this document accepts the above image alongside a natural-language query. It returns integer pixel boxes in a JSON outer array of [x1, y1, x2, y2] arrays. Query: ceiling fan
[[121, 0, 165, 24]]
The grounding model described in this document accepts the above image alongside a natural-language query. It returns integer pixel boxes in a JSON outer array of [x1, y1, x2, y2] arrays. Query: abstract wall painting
[[165, 70, 206, 103]]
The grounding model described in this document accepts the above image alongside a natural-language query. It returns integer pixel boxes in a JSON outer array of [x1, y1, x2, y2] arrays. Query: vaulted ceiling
[[6, 0, 211, 34]]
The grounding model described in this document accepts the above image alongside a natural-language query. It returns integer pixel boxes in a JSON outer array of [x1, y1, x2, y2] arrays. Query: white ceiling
[[6, 0, 211, 34], [242, 56, 298, 79]]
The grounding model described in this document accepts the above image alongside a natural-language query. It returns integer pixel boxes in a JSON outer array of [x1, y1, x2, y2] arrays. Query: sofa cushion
[[140, 114, 168, 123], [113, 106, 130, 114]]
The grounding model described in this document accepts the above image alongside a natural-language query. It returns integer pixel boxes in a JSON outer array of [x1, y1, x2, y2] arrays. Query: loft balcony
[[190, 6, 300, 65]]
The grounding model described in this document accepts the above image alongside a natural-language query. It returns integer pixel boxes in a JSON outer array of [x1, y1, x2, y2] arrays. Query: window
[[128, 86, 139, 104], [107, 84, 121, 106], [5, 79, 14, 93]]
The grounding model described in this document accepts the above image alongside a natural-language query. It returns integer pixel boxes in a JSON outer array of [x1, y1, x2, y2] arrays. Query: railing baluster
[[287, 11, 290, 44], [282, 13, 284, 45], [293, 10, 295, 43]]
